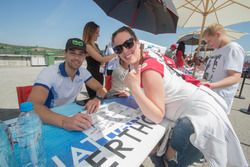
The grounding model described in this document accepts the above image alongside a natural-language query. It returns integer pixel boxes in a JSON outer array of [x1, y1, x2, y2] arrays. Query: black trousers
[[86, 72, 104, 98]]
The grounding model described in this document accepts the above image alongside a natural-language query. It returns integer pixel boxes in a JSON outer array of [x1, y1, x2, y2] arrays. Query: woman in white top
[[107, 58, 130, 98], [111, 26, 247, 167], [203, 23, 245, 114]]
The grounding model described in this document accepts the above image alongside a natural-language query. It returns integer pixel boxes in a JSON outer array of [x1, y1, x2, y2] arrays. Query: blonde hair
[[203, 23, 225, 37], [82, 21, 99, 44]]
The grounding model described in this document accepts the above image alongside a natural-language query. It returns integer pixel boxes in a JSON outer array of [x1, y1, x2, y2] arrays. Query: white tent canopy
[[173, 0, 250, 28], [172, 0, 250, 75]]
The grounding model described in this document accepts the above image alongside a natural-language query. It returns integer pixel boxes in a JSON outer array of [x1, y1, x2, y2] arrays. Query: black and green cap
[[65, 38, 86, 51]]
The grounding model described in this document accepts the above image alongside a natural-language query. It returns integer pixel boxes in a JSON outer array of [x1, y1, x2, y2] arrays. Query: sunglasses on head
[[113, 38, 134, 54]]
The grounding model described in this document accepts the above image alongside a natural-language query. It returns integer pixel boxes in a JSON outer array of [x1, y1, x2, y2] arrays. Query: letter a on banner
[[71, 147, 93, 166]]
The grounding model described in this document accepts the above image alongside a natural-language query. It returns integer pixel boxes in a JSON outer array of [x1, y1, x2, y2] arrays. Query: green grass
[[0, 42, 63, 56]]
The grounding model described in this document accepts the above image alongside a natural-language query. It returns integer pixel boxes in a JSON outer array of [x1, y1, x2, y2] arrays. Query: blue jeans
[[150, 117, 203, 167]]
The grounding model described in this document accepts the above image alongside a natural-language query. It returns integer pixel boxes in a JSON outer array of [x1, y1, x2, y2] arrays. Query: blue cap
[[20, 102, 33, 112]]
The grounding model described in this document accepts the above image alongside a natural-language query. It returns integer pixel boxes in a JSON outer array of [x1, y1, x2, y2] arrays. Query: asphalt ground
[[0, 66, 249, 166]]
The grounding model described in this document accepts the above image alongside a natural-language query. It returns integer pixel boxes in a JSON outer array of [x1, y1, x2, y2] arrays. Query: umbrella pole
[[191, 32, 194, 53], [130, 0, 141, 27], [204, 44, 207, 60], [193, 0, 209, 77], [192, 23, 205, 77]]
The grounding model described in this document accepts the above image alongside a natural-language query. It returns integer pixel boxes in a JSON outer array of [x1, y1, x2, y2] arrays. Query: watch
[[95, 95, 104, 102]]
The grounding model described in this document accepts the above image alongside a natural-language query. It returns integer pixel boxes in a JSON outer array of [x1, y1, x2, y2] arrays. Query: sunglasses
[[113, 38, 134, 54]]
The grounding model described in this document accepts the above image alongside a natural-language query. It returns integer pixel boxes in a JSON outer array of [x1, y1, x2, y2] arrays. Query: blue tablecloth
[[9, 96, 167, 167], [43, 97, 139, 166]]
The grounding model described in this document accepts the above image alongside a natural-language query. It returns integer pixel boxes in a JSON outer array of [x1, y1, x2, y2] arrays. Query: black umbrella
[[93, 0, 178, 34], [177, 34, 200, 45], [177, 33, 207, 46]]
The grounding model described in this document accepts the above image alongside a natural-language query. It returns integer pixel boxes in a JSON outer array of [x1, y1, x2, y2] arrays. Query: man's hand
[[62, 113, 92, 131], [85, 98, 101, 114]]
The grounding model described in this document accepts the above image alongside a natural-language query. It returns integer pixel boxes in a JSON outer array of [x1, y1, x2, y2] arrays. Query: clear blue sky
[[1, 0, 250, 53]]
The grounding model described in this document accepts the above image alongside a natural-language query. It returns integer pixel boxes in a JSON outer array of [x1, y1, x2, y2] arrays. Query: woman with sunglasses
[[83, 21, 117, 98], [111, 26, 247, 167]]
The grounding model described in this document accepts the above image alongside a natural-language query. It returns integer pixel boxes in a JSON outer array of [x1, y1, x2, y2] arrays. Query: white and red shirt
[[141, 51, 197, 120], [140, 51, 248, 166]]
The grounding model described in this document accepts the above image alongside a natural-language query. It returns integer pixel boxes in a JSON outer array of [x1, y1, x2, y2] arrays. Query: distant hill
[[0, 43, 63, 56]]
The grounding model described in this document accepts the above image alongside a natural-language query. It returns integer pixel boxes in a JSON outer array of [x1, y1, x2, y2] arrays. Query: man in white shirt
[[29, 38, 107, 131], [203, 23, 245, 114]]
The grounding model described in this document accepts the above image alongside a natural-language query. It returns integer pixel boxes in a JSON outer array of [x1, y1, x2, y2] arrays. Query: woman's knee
[[170, 117, 194, 151]]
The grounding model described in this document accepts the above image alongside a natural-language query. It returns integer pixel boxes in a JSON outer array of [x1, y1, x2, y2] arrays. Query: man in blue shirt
[[29, 38, 106, 131]]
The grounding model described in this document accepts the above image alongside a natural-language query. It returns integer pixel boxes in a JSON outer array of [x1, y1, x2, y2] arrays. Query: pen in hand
[[87, 113, 96, 129], [79, 111, 96, 128]]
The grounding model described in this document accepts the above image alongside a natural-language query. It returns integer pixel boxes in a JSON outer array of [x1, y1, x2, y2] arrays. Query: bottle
[[0, 120, 16, 167], [99, 64, 105, 74], [16, 102, 46, 167]]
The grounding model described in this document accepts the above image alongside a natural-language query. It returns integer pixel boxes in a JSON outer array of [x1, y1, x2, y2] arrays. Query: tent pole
[[193, 0, 209, 77]]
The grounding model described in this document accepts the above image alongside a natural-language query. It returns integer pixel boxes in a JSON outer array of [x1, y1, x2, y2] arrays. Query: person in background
[[28, 38, 107, 131], [203, 23, 246, 114], [83, 21, 117, 98], [104, 42, 119, 76], [186, 53, 194, 67], [164, 44, 177, 60], [111, 26, 247, 167], [106, 58, 130, 98], [175, 41, 187, 71]]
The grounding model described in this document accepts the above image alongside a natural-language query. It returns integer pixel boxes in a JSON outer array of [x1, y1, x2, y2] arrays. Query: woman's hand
[[124, 65, 141, 92]]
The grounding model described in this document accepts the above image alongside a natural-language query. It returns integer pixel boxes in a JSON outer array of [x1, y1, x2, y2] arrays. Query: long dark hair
[[112, 26, 147, 64], [112, 26, 138, 44], [83, 21, 99, 44], [177, 41, 185, 54]]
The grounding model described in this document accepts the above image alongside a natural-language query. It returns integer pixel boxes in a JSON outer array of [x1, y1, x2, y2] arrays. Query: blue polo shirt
[[34, 62, 92, 108]]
